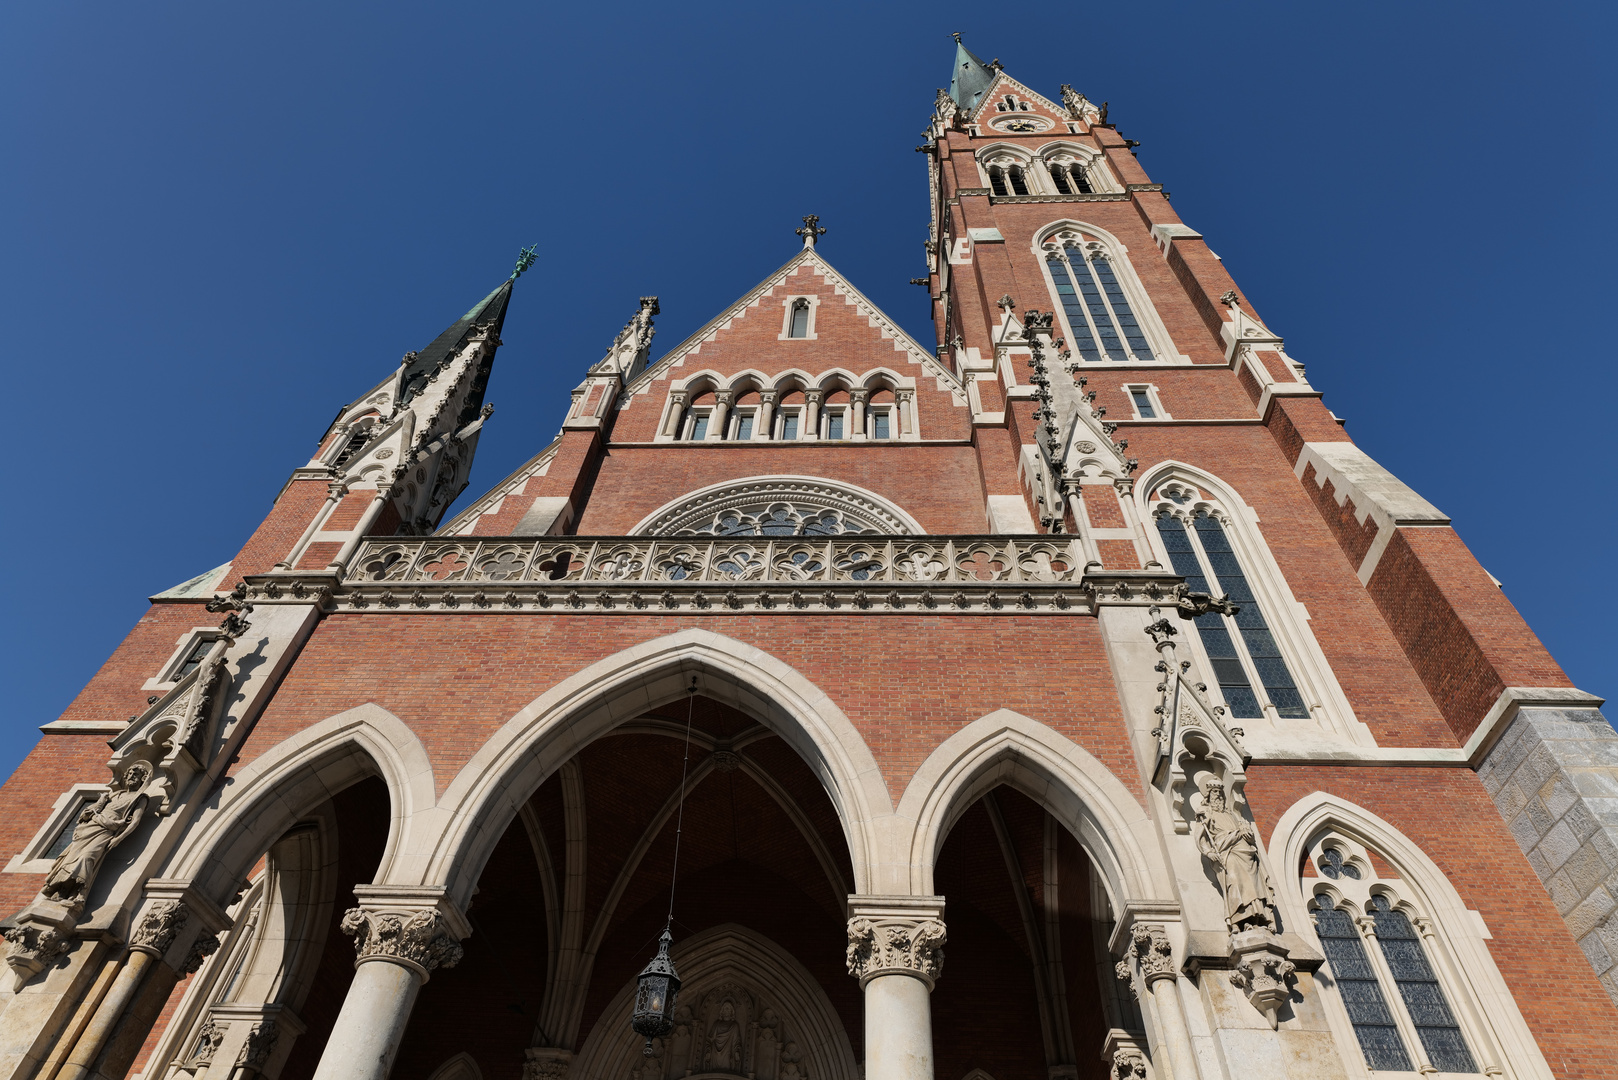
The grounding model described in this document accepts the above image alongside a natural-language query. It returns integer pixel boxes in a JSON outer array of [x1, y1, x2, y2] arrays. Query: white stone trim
[[162, 703, 438, 907], [1292, 442, 1450, 585], [1268, 792, 1554, 1080], [437, 439, 560, 537], [425, 629, 896, 903], [1134, 459, 1372, 747], [1122, 383, 1170, 421], [142, 627, 228, 692], [780, 293, 821, 340], [4, 783, 109, 874], [1032, 220, 1191, 366], [628, 474, 925, 536], [894, 708, 1170, 909]]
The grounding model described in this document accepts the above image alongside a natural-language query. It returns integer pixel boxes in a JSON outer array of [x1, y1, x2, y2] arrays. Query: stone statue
[[41, 762, 154, 904], [1194, 779, 1276, 932], [778, 1043, 805, 1080], [704, 1000, 742, 1072]]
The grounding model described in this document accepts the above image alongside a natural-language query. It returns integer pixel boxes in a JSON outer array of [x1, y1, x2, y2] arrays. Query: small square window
[[1130, 390, 1156, 418], [871, 411, 891, 439], [735, 413, 754, 440], [174, 638, 215, 681], [781, 412, 799, 441], [826, 412, 845, 440]]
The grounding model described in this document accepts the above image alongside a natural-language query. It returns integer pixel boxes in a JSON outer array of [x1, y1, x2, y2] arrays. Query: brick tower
[[0, 36, 1614, 1080]]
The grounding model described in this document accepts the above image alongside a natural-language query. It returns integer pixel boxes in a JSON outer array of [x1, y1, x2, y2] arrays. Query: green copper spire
[[948, 33, 996, 112]]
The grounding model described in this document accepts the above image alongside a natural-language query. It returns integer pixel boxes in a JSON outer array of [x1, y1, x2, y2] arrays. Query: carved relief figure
[[703, 1000, 742, 1072], [41, 762, 153, 903], [1193, 778, 1276, 932]]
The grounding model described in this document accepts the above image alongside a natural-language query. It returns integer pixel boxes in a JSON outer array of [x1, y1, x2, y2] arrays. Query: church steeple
[[947, 34, 997, 112]]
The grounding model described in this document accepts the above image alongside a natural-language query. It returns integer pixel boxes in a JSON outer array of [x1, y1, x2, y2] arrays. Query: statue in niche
[[703, 1000, 742, 1072], [754, 1011, 781, 1080], [779, 1043, 806, 1080], [1193, 778, 1276, 932], [41, 762, 154, 904], [665, 1005, 693, 1080]]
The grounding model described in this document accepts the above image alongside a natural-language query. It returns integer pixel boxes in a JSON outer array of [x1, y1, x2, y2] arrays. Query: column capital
[[758, 389, 780, 405], [849, 388, 870, 404], [713, 389, 736, 406], [341, 886, 469, 983], [845, 895, 946, 989], [1122, 922, 1178, 986]]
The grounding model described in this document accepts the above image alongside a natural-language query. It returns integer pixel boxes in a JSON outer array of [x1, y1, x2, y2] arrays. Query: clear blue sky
[[3, 2, 1613, 778]]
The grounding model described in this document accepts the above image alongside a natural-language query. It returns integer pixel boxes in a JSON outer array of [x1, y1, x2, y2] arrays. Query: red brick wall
[[1247, 766, 1618, 1080]]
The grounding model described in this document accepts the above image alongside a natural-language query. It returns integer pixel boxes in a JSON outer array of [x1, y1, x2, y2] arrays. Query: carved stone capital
[[181, 931, 223, 974], [848, 389, 870, 405], [803, 389, 824, 405], [340, 906, 465, 981], [523, 1046, 573, 1080], [713, 390, 735, 406], [1228, 929, 1295, 1029], [845, 915, 947, 989], [1126, 923, 1176, 985], [236, 1019, 279, 1071], [130, 899, 188, 958], [188, 1018, 227, 1069], [758, 390, 780, 405]]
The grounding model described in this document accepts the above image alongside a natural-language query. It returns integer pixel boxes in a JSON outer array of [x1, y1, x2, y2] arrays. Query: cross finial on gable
[[997, 294, 1016, 312], [511, 244, 539, 280], [796, 215, 827, 249]]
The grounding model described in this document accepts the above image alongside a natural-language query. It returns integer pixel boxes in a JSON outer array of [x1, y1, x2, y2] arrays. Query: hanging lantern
[[630, 929, 681, 1054]]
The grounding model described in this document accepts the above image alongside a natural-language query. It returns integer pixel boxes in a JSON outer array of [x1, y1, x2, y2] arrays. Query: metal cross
[[796, 215, 827, 248], [512, 244, 539, 280]]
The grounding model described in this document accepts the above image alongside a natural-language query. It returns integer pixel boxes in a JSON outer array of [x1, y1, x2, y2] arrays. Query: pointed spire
[[948, 34, 996, 112], [395, 260, 523, 427]]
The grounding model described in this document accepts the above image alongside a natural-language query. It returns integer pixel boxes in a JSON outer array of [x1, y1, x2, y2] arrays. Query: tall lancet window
[[1044, 235, 1157, 362], [1154, 509, 1307, 719], [1309, 897, 1414, 1071]]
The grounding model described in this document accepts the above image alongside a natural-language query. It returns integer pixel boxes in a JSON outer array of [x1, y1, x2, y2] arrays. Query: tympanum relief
[[639, 986, 807, 1080]]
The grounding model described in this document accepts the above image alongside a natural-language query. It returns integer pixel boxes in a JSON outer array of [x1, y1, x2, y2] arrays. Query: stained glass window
[[781, 413, 799, 440], [688, 413, 709, 440], [826, 412, 844, 440], [1045, 242, 1156, 362], [1154, 512, 1307, 719], [1310, 898, 1414, 1071], [1131, 389, 1156, 418], [871, 411, 891, 439], [735, 413, 754, 440], [1369, 896, 1477, 1073]]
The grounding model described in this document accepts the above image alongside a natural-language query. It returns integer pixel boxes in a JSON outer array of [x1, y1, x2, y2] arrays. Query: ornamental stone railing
[[239, 536, 1183, 615]]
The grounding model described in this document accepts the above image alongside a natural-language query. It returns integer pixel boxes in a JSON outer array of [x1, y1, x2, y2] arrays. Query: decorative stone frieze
[[522, 1047, 573, 1080], [845, 915, 947, 988], [130, 899, 187, 957], [340, 907, 465, 979]]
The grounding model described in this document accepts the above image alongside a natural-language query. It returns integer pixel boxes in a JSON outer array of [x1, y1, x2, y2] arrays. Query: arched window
[[1008, 165, 1030, 195], [788, 299, 810, 339], [988, 165, 1010, 197], [1302, 833, 1483, 1075], [1041, 232, 1157, 362], [1049, 162, 1094, 195], [331, 422, 375, 467], [632, 476, 921, 536], [1154, 507, 1307, 720]]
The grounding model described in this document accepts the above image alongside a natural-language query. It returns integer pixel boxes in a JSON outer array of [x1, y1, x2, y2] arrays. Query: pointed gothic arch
[[1132, 459, 1371, 746], [1267, 792, 1554, 1079], [894, 709, 1169, 907], [423, 629, 895, 909], [164, 703, 435, 908], [1030, 219, 1187, 365]]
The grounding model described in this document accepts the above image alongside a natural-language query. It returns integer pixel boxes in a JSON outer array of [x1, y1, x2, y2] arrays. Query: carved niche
[[640, 985, 807, 1080]]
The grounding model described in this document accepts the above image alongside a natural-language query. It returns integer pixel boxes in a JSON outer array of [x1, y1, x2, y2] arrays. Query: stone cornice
[[239, 547, 1181, 617]]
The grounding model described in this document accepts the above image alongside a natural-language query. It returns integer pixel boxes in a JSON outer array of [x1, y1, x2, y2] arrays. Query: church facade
[[1, 38, 1616, 1080]]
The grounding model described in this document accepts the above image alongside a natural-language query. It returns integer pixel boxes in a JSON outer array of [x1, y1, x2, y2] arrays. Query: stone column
[[710, 391, 734, 441], [846, 898, 946, 1080], [804, 390, 823, 438], [849, 390, 870, 439], [1117, 924, 1199, 1080], [757, 391, 778, 441], [276, 479, 349, 571], [57, 899, 191, 1080], [895, 389, 915, 436], [1355, 915, 1434, 1076], [324, 485, 396, 572], [665, 390, 691, 438], [310, 891, 469, 1080]]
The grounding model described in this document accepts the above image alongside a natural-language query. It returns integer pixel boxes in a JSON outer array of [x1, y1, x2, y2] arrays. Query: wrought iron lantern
[[630, 928, 681, 1053], [630, 677, 698, 1054]]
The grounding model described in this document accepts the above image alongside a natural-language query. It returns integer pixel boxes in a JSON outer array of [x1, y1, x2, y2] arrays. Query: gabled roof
[[961, 70, 1070, 125], [619, 246, 962, 407]]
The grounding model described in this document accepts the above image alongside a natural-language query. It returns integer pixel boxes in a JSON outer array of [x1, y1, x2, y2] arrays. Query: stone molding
[[845, 896, 947, 989], [130, 898, 188, 958], [522, 1047, 573, 1080]]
